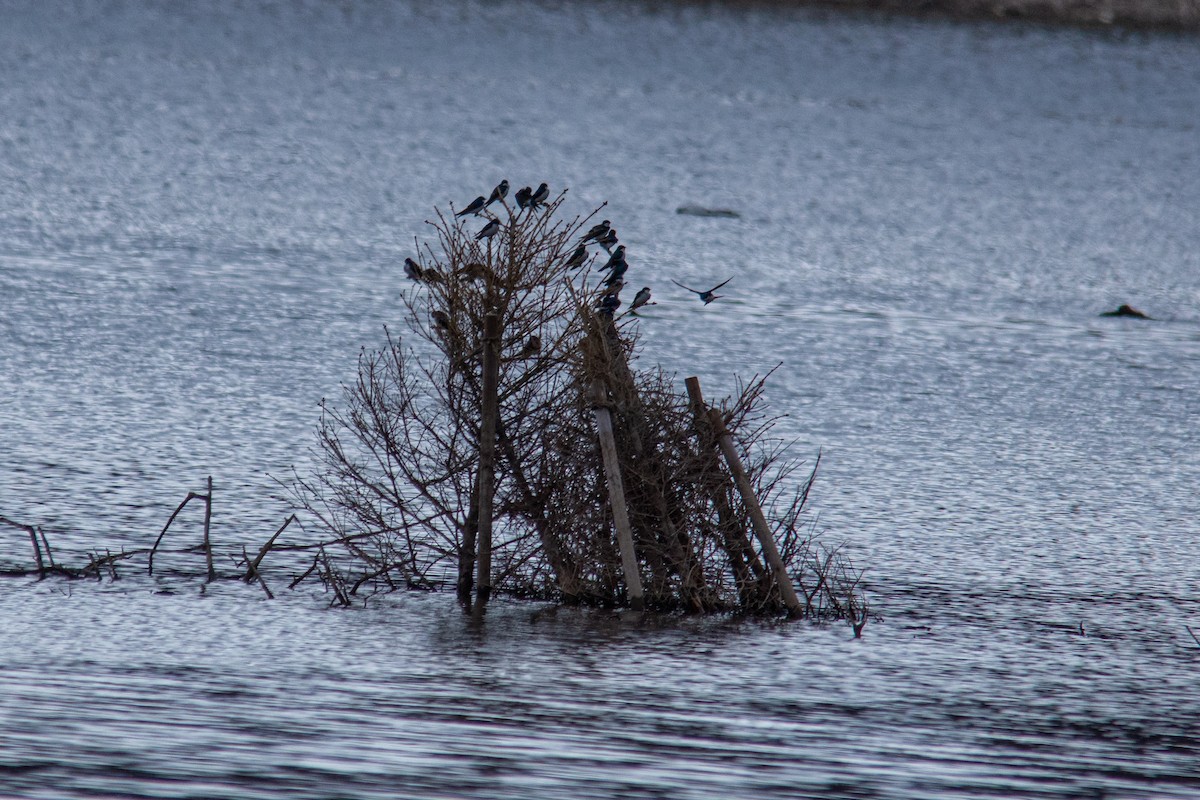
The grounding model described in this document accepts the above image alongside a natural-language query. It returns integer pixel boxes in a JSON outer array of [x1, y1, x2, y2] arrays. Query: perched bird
[[422, 268, 445, 283], [599, 246, 625, 271], [514, 185, 533, 209], [456, 262, 493, 282], [476, 218, 501, 241], [671, 277, 732, 305], [455, 196, 487, 217], [528, 182, 549, 209], [517, 335, 541, 359], [601, 277, 624, 296], [596, 228, 618, 253], [580, 220, 611, 244], [563, 244, 588, 270], [403, 257, 423, 281], [597, 293, 621, 318], [603, 261, 627, 286], [484, 180, 509, 209], [629, 286, 652, 312], [431, 310, 452, 331]]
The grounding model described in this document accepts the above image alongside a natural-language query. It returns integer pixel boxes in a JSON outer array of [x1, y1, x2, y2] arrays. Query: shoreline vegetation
[[709, 0, 1200, 31]]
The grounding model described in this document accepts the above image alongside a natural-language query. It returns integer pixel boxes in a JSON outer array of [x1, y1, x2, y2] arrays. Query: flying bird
[[671, 277, 732, 305], [404, 257, 423, 281], [629, 286, 652, 312], [596, 228, 618, 253], [580, 220, 611, 244], [563, 244, 588, 270], [476, 218, 501, 241], [528, 182, 549, 209], [484, 179, 509, 209], [455, 196, 487, 217], [514, 185, 533, 209]]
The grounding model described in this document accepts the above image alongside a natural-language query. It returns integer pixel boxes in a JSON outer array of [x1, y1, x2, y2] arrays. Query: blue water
[[2, 1, 1199, 797]]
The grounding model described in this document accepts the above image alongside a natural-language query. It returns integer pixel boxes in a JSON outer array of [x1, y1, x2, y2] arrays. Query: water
[[2, 1, 1200, 797]]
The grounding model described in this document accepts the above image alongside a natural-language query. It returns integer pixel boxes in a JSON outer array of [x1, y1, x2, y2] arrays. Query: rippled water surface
[[2, 1, 1200, 797]]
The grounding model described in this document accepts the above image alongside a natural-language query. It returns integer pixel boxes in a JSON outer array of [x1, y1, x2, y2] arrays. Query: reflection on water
[[2, 0, 1200, 797]]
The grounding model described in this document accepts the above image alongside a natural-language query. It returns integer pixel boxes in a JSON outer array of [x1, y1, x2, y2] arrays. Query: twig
[[244, 514, 298, 582], [1186, 624, 1200, 649], [148, 491, 205, 576]]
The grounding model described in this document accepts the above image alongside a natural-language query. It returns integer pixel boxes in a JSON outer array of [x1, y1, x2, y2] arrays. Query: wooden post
[[707, 407, 803, 617], [590, 379, 644, 610], [476, 312, 501, 603], [203, 476, 215, 583]]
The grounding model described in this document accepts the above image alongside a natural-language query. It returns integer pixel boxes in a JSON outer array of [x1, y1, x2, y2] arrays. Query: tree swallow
[[528, 182, 549, 209], [599, 246, 625, 271], [475, 218, 501, 240], [603, 261, 627, 286], [671, 277, 732, 304], [580, 220, 611, 244], [404, 257, 423, 281], [596, 228, 618, 253], [455, 196, 487, 217], [432, 310, 452, 331], [629, 286, 652, 312], [484, 179, 509, 209], [514, 185, 533, 209], [563, 244, 588, 270]]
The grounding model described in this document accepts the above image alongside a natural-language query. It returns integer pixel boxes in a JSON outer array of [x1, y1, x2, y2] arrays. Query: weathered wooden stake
[[476, 312, 502, 603], [202, 476, 215, 583], [590, 379, 644, 610], [707, 407, 804, 617]]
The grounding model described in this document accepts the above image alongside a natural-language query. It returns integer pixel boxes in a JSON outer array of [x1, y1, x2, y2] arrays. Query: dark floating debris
[[1100, 304, 1151, 319], [676, 205, 741, 219]]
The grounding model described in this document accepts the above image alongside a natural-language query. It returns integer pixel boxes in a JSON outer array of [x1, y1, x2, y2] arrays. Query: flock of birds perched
[[405, 179, 734, 330]]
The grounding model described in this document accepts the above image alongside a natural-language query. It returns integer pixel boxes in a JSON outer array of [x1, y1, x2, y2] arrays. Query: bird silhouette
[[516, 335, 541, 359], [475, 218, 501, 241], [563, 244, 588, 270], [431, 310, 452, 331], [671, 277, 731, 304], [629, 286, 652, 312], [514, 185, 533, 209], [603, 261, 627, 286], [455, 262, 493, 282], [596, 228, 618, 253], [599, 246, 625, 271], [404, 257, 423, 281], [528, 182, 549, 209], [455, 196, 487, 217], [484, 180, 509, 209], [580, 220, 611, 244]]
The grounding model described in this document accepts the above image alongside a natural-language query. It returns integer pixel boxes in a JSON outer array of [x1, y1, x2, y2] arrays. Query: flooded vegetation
[[2, 1, 1199, 797]]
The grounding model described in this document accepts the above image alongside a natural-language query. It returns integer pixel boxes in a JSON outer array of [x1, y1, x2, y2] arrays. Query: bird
[[403, 257, 423, 281], [455, 196, 487, 217], [431, 310, 452, 331], [563, 244, 588, 270], [514, 185, 533, 209], [671, 277, 732, 304], [580, 220, 611, 244], [421, 267, 445, 283], [601, 277, 624, 296], [599, 246, 625, 271], [476, 218, 501, 240], [629, 286, 652, 312], [603, 261, 627, 286], [596, 228, 618, 253], [516, 335, 541, 359], [597, 293, 621, 318], [484, 180, 509, 209], [528, 182, 549, 209], [455, 262, 493, 282]]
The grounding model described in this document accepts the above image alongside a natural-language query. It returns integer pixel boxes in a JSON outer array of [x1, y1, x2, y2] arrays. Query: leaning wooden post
[[707, 407, 804, 618], [203, 476, 215, 583], [476, 312, 502, 603], [589, 379, 644, 610]]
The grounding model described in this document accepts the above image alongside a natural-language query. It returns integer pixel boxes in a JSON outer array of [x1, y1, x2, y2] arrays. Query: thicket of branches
[[287, 189, 868, 627]]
